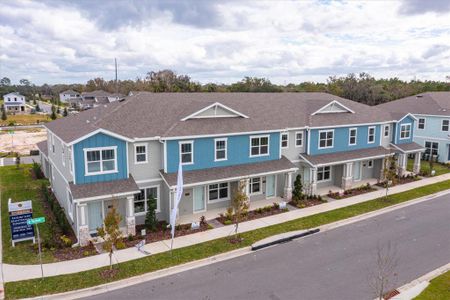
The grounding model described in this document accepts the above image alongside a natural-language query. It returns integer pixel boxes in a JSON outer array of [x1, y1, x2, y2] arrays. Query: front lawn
[[5, 179, 450, 299], [414, 270, 450, 300], [0, 114, 51, 126], [407, 158, 450, 176]]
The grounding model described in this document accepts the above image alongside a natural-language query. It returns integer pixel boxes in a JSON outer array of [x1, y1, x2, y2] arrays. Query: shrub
[[224, 220, 232, 225], [115, 240, 126, 250], [144, 196, 158, 232], [31, 161, 44, 179], [273, 202, 280, 209], [59, 235, 72, 248], [225, 207, 234, 221], [199, 216, 207, 226]]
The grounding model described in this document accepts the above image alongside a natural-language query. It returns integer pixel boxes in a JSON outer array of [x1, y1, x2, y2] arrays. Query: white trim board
[[181, 102, 249, 121]]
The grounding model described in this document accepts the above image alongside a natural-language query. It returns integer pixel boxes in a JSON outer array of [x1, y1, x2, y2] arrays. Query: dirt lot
[[0, 128, 47, 155]]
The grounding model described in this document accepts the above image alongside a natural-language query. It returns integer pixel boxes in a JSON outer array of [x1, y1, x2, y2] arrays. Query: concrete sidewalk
[[3, 173, 450, 283]]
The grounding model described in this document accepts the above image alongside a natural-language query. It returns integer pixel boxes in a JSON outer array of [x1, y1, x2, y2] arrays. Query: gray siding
[[47, 132, 73, 182], [281, 130, 305, 161], [381, 123, 392, 148], [128, 141, 163, 181]]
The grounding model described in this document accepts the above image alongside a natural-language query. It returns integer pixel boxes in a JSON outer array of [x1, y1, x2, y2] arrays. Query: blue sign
[[10, 212, 34, 240]]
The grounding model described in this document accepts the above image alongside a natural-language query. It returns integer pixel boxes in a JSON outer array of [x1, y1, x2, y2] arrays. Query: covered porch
[[390, 142, 425, 176]]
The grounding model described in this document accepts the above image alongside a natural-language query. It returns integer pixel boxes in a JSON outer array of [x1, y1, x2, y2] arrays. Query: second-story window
[[68, 148, 73, 173], [281, 133, 289, 148], [61, 145, 65, 166], [349, 128, 357, 146], [135, 144, 148, 164], [180, 141, 193, 164], [384, 125, 390, 137], [400, 124, 411, 139], [250, 135, 269, 157], [418, 118, 425, 130], [368, 126, 376, 143], [295, 132, 303, 147], [214, 138, 227, 161], [51, 134, 55, 153], [85, 147, 117, 175], [442, 120, 449, 131], [318, 130, 333, 149]]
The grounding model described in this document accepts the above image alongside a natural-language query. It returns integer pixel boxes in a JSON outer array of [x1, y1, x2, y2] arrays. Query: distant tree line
[[1, 71, 449, 106]]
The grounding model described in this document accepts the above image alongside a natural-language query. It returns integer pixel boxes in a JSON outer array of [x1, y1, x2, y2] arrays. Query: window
[[84, 147, 117, 175], [400, 124, 411, 139], [61, 145, 65, 166], [442, 120, 449, 131], [214, 138, 227, 161], [249, 177, 261, 194], [66, 189, 73, 219], [418, 118, 425, 130], [318, 130, 334, 149], [425, 141, 439, 156], [250, 135, 269, 157], [134, 186, 159, 214], [368, 126, 376, 143], [317, 166, 331, 182], [368, 160, 373, 168], [51, 134, 55, 153], [295, 131, 303, 147], [68, 148, 73, 173], [348, 128, 357, 146], [135, 143, 148, 164], [208, 182, 229, 202], [281, 133, 289, 148], [180, 141, 193, 164], [384, 125, 390, 137]]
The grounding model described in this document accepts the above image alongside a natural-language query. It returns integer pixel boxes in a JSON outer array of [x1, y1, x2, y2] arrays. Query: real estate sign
[[8, 199, 35, 247]]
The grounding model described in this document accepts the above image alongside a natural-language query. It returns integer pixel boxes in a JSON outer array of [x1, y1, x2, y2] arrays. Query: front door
[[354, 161, 361, 181], [193, 186, 205, 213], [88, 201, 103, 233], [266, 175, 275, 197]]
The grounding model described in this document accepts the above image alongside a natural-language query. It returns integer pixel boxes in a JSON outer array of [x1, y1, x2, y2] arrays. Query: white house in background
[[59, 90, 81, 103], [3, 92, 26, 112]]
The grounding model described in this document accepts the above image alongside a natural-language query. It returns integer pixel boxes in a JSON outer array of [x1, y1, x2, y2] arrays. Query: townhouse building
[[3, 92, 26, 112], [378, 92, 450, 163], [37, 92, 423, 246]]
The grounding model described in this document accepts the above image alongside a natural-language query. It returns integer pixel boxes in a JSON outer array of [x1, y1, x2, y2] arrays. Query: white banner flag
[[170, 162, 183, 244]]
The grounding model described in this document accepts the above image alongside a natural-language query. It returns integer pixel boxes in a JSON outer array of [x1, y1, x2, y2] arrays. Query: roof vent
[[416, 95, 423, 98], [86, 120, 90, 123]]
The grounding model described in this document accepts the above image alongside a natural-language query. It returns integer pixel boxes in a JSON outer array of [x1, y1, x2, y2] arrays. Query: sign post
[[8, 199, 34, 247], [27, 217, 46, 279]]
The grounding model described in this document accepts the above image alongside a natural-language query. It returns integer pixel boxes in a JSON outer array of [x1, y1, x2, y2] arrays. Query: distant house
[[69, 90, 124, 110], [3, 92, 26, 112], [59, 90, 81, 103]]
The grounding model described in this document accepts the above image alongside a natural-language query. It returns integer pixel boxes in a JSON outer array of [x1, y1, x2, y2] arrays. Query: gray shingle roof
[[378, 92, 450, 117], [160, 156, 298, 187], [301, 146, 391, 166], [390, 142, 425, 153], [36, 140, 48, 156], [69, 176, 140, 200], [46, 92, 394, 143]]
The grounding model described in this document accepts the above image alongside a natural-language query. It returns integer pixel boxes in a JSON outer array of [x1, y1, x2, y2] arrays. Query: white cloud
[[0, 0, 450, 85]]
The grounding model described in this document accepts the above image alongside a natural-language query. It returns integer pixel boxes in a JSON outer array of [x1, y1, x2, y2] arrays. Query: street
[[37, 100, 53, 113], [84, 193, 450, 300], [0, 155, 40, 166]]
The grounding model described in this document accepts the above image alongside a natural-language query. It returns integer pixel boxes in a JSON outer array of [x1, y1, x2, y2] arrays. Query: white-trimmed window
[[68, 147, 73, 173], [61, 145, 65, 166], [134, 186, 160, 214], [418, 118, 425, 130], [249, 177, 261, 194], [51, 134, 55, 153], [135, 143, 148, 164], [318, 130, 334, 149], [349, 128, 357, 146], [400, 124, 411, 139], [250, 135, 269, 157], [180, 141, 194, 165], [67, 189, 73, 219], [84, 147, 117, 175], [317, 166, 331, 182], [368, 160, 373, 168], [384, 125, 390, 137], [295, 131, 303, 147], [367, 126, 376, 143], [208, 182, 229, 202], [425, 141, 439, 156], [281, 133, 289, 149], [214, 138, 227, 161], [442, 120, 449, 131]]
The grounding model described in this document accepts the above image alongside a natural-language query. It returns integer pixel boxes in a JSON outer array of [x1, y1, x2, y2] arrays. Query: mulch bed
[[376, 175, 421, 188], [288, 198, 326, 208], [216, 205, 288, 225], [327, 186, 377, 200], [99, 268, 119, 279], [53, 243, 98, 261]]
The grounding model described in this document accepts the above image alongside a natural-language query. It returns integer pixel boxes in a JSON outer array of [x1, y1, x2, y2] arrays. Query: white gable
[[181, 102, 249, 121], [311, 100, 355, 115]]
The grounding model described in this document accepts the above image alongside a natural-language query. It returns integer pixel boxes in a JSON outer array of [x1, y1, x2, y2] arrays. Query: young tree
[[382, 155, 398, 200], [292, 174, 303, 202], [144, 196, 158, 232], [1, 104, 6, 121], [97, 207, 122, 270], [368, 241, 399, 300], [63, 107, 68, 117], [230, 180, 249, 240], [50, 105, 57, 120], [35, 102, 41, 112], [15, 153, 20, 169]]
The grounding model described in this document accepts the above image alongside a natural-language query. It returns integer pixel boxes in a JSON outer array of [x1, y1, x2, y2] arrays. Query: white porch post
[[379, 158, 386, 181], [413, 152, 421, 174], [283, 172, 293, 201], [311, 168, 318, 195], [398, 153, 407, 177], [341, 162, 353, 190], [78, 203, 90, 246], [126, 196, 136, 236]]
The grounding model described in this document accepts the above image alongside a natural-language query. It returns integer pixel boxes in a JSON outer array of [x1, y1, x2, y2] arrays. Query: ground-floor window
[[367, 160, 373, 168], [67, 189, 73, 220], [425, 141, 439, 156], [249, 177, 261, 194], [317, 166, 331, 182], [208, 182, 229, 202], [134, 186, 159, 214]]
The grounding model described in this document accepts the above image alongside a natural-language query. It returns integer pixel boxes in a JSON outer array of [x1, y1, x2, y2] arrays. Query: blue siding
[[414, 115, 450, 162], [394, 116, 415, 144], [309, 125, 381, 155], [74, 133, 128, 184], [166, 132, 280, 173]]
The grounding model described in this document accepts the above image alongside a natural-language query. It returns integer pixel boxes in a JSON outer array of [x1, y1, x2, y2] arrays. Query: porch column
[[126, 196, 136, 236], [311, 168, 318, 195], [341, 162, 353, 190], [413, 152, 421, 174], [398, 153, 407, 177], [379, 158, 386, 181], [78, 204, 90, 246], [283, 172, 293, 201], [239, 178, 250, 198]]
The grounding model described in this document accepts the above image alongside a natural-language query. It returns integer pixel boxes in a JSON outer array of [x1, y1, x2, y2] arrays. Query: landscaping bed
[[376, 174, 421, 188], [216, 202, 288, 225], [327, 183, 377, 200], [289, 195, 326, 208], [407, 158, 450, 177]]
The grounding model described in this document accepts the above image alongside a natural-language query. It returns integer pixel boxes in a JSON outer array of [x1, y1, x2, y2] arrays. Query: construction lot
[[0, 127, 47, 155]]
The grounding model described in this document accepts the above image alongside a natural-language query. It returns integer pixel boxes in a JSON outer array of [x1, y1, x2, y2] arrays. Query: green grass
[[4, 179, 450, 299], [407, 158, 450, 176], [414, 270, 450, 300], [0, 165, 57, 264]]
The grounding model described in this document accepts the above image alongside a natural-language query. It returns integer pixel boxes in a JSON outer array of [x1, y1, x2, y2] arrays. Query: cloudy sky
[[1, 0, 450, 85]]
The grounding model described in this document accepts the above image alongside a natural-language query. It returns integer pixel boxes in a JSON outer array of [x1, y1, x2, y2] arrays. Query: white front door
[[266, 175, 276, 197], [193, 186, 206, 213], [88, 201, 103, 233]]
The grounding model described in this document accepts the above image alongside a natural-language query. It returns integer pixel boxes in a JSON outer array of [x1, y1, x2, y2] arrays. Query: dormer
[[311, 100, 355, 115], [181, 102, 249, 121]]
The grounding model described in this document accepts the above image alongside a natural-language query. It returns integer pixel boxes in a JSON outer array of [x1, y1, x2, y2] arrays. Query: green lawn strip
[[0, 165, 57, 264], [407, 158, 450, 176], [5, 180, 450, 299], [414, 270, 450, 300]]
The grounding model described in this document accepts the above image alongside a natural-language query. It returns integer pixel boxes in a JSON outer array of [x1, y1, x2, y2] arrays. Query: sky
[[1, 0, 450, 85]]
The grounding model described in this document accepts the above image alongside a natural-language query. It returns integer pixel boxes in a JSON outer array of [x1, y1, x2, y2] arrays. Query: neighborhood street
[[0, 156, 40, 166], [85, 193, 450, 300]]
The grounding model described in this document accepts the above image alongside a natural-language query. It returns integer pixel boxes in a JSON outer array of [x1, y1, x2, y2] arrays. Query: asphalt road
[[84, 193, 450, 300], [37, 100, 53, 113], [0, 155, 39, 166]]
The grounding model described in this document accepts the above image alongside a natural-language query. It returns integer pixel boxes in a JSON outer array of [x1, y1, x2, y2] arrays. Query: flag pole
[[170, 162, 183, 256]]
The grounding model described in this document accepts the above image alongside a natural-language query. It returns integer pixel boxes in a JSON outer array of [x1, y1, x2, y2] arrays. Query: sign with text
[[27, 217, 45, 225], [8, 200, 34, 246]]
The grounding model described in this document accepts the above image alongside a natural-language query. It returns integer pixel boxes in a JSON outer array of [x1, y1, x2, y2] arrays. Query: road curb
[[251, 228, 320, 251]]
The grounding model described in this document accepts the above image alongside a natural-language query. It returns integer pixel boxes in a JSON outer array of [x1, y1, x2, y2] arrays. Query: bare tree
[[368, 241, 399, 300], [230, 180, 249, 241], [382, 154, 398, 200]]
